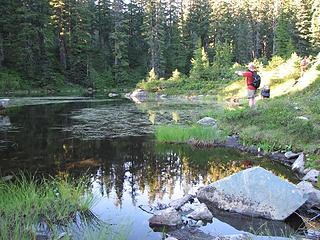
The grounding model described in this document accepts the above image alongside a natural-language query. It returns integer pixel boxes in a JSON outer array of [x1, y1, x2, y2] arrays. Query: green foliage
[[155, 125, 227, 143], [0, 69, 24, 91], [0, 0, 319, 91], [266, 56, 285, 70], [189, 46, 211, 81], [91, 69, 114, 89], [0, 174, 94, 239]]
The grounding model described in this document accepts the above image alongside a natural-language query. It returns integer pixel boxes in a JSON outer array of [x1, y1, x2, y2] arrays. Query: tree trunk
[[0, 32, 3, 68], [59, 35, 67, 71]]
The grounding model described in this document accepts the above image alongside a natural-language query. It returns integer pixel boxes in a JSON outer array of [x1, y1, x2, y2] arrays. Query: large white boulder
[[197, 167, 307, 220]]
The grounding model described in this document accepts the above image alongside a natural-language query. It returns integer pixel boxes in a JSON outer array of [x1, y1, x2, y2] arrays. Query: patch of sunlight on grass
[[222, 79, 246, 99], [291, 58, 320, 92], [221, 53, 320, 101], [272, 55, 320, 97]]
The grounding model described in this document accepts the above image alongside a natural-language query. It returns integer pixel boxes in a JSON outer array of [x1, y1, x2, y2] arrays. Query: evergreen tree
[[128, 0, 148, 77], [311, 0, 320, 53], [164, 0, 185, 75], [274, 3, 296, 58], [294, 0, 313, 56], [143, 0, 166, 77], [183, 0, 212, 72], [112, 0, 129, 85], [94, 0, 113, 71]]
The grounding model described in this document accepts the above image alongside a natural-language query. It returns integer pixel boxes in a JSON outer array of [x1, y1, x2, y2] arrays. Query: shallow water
[[0, 97, 299, 239]]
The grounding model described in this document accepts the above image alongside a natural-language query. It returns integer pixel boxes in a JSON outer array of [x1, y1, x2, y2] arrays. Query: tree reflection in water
[[53, 138, 295, 208]]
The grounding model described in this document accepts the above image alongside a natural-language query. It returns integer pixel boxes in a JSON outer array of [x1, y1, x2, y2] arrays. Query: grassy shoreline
[[152, 55, 320, 170], [0, 174, 95, 239]]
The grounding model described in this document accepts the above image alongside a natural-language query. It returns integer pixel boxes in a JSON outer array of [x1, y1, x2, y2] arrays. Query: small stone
[[187, 203, 213, 221], [108, 93, 118, 97], [196, 220, 204, 226], [149, 208, 183, 228], [302, 169, 319, 183], [292, 153, 305, 174], [284, 151, 300, 159], [165, 237, 178, 240], [296, 116, 309, 121], [297, 181, 320, 209], [303, 168, 311, 174], [169, 194, 192, 210], [1, 175, 14, 181], [197, 117, 217, 127]]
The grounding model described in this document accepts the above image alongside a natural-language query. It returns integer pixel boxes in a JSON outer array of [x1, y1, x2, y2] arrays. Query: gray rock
[[197, 167, 307, 220], [149, 207, 183, 228], [284, 151, 300, 159], [303, 168, 312, 174], [169, 194, 192, 210], [197, 117, 217, 127], [196, 220, 204, 226], [130, 89, 148, 102], [124, 93, 131, 99], [302, 169, 319, 183], [0, 98, 10, 108], [292, 153, 305, 174], [297, 181, 320, 209], [306, 229, 320, 240], [108, 93, 118, 97], [186, 203, 213, 221], [165, 237, 178, 240], [296, 116, 309, 121], [213, 234, 250, 240], [1, 175, 14, 181]]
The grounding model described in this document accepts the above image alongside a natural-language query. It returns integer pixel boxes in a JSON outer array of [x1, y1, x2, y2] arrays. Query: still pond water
[[0, 97, 299, 239]]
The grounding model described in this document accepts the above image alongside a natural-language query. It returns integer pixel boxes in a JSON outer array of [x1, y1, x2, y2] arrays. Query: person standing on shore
[[300, 56, 309, 77], [235, 62, 258, 108]]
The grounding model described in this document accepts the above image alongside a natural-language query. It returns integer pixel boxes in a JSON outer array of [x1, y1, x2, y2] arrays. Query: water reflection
[[0, 99, 299, 239], [0, 115, 11, 127]]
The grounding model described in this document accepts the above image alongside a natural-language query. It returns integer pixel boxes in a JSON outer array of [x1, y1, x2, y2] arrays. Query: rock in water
[[130, 89, 148, 102], [186, 203, 213, 221], [169, 194, 192, 210], [197, 167, 307, 220], [149, 208, 183, 228], [297, 181, 320, 209]]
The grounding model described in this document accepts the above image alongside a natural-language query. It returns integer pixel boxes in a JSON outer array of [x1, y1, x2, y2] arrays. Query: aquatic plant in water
[[0, 174, 95, 239]]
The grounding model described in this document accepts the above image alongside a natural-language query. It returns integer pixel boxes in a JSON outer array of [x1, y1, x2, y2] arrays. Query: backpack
[[250, 71, 261, 89]]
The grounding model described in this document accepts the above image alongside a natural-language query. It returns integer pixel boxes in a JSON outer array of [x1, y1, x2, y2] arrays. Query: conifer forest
[[0, 0, 319, 89]]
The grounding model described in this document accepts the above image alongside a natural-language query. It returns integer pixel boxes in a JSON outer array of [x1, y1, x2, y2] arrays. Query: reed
[[0, 174, 95, 239], [155, 125, 227, 143]]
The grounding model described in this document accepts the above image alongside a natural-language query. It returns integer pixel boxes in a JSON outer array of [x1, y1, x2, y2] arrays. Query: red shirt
[[241, 71, 256, 90]]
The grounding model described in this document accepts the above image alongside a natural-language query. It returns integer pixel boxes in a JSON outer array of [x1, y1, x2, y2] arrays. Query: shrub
[[0, 69, 24, 91], [91, 68, 114, 89], [266, 56, 285, 70]]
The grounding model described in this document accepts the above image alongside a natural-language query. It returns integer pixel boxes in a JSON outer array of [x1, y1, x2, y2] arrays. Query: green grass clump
[[0, 174, 95, 240], [155, 125, 227, 143]]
